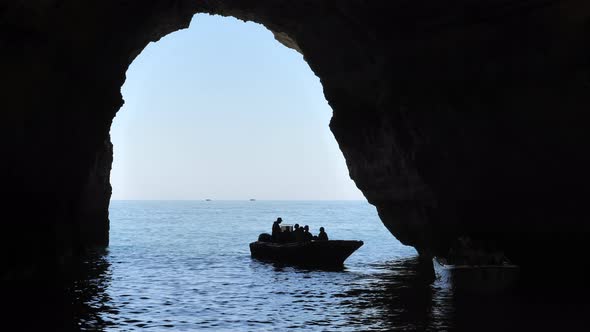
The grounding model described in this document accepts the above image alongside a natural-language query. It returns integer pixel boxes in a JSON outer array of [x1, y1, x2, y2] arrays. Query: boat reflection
[[6, 253, 588, 331]]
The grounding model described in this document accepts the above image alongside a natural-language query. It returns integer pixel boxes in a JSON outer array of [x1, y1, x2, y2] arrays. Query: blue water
[[68, 201, 587, 331]]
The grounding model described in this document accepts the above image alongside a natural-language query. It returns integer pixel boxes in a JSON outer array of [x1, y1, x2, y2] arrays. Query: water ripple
[[45, 201, 587, 331]]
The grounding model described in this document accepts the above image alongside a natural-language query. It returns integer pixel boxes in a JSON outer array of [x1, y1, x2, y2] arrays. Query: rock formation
[[1, 0, 589, 285]]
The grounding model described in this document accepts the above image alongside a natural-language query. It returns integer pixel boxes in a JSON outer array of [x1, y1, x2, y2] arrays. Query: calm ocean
[[66, 200, 586, 331]]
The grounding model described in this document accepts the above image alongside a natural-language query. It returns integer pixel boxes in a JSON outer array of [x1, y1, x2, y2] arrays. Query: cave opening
[[82, 16, 424, 331], [110, 13, 363, 202]]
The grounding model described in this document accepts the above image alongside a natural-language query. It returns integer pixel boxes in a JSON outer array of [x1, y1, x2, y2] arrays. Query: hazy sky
[[110, 14, 364, 200]]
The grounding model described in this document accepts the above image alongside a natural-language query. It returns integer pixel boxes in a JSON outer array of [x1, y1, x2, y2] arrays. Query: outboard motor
[[258, 233, 272, 242]]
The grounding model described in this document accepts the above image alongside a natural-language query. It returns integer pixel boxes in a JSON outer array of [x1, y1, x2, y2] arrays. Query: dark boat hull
[[249, 240, 363, 267]]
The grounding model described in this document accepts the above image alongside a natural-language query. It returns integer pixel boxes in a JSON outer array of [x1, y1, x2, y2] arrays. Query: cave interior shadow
[[0, 249, 114, 332]]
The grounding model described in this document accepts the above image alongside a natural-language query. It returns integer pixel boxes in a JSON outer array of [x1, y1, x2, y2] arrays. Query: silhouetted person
[[303, 225, 313, 241], [294, 223, 305, 242], [317, 227, 329, 241], [282, 226, 293, 243], [272, 217, 282, 242]]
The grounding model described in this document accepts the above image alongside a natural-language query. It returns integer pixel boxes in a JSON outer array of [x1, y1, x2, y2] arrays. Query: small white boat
[[436, 257, 520, 293]]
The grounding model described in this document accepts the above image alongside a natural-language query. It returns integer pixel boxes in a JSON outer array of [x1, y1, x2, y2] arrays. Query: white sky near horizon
[[109, 14, 365, 200]]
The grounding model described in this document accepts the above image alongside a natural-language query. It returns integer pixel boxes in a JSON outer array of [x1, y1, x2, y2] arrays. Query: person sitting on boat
[[294, 224, 305, 242], [317, 227, 329, 241], [303, 225, 313, 241], [272, 217, 282, 242], [282, 226, 293, 243]]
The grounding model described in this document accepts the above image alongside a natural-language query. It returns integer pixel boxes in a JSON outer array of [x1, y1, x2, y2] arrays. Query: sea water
[[66, 200, 586, 331]]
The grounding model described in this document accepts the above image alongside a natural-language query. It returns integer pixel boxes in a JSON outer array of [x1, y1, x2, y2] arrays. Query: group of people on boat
[[271, 217, 328, 243]]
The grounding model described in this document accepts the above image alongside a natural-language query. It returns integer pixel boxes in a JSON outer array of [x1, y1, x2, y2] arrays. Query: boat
[[249, 198, 256, 201], [435, 257, 520, 293], [249, 239, 363, 268]]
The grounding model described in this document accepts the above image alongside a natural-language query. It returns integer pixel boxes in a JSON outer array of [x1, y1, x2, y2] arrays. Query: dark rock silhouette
[[0, 1, 589, 290]]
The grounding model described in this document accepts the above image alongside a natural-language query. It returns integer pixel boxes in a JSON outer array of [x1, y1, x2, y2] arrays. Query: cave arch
[[2, 1, 590, 284]]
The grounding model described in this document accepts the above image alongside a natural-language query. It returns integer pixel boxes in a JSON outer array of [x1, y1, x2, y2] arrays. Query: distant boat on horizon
[[205, 199, 212, 201], [249, 198, 256, 201]]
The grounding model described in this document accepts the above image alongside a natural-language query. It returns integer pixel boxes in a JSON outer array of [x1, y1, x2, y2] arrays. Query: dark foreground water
[[6, 201, 588, 331]]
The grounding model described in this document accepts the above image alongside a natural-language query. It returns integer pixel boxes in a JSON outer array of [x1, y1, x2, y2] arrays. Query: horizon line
[[110, 199, 367, 201]]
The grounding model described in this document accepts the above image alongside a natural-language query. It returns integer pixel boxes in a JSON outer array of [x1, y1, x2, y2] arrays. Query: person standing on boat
[[272, 217, 282, 242], [317, 227, 329, 241]]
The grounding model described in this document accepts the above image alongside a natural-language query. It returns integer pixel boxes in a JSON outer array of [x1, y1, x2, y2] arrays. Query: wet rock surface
[[1, 0, 589, 286]]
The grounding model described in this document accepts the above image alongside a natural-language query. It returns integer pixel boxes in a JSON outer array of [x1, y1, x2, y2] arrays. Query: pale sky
[[110, 14, 365, 200]]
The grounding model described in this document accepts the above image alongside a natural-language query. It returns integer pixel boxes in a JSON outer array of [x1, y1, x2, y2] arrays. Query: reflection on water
[[6, 201, 588, 331], [1, 250, 114, 332], [4, 253, 589, 331], [68, 253, 456, 331], [336, 258, 454, 331], [71, 250, 116, 331], [64, 253, 457, 331]]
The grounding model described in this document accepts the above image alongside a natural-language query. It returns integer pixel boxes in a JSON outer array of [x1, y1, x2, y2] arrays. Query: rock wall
[[1, 0, 589, 283]]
